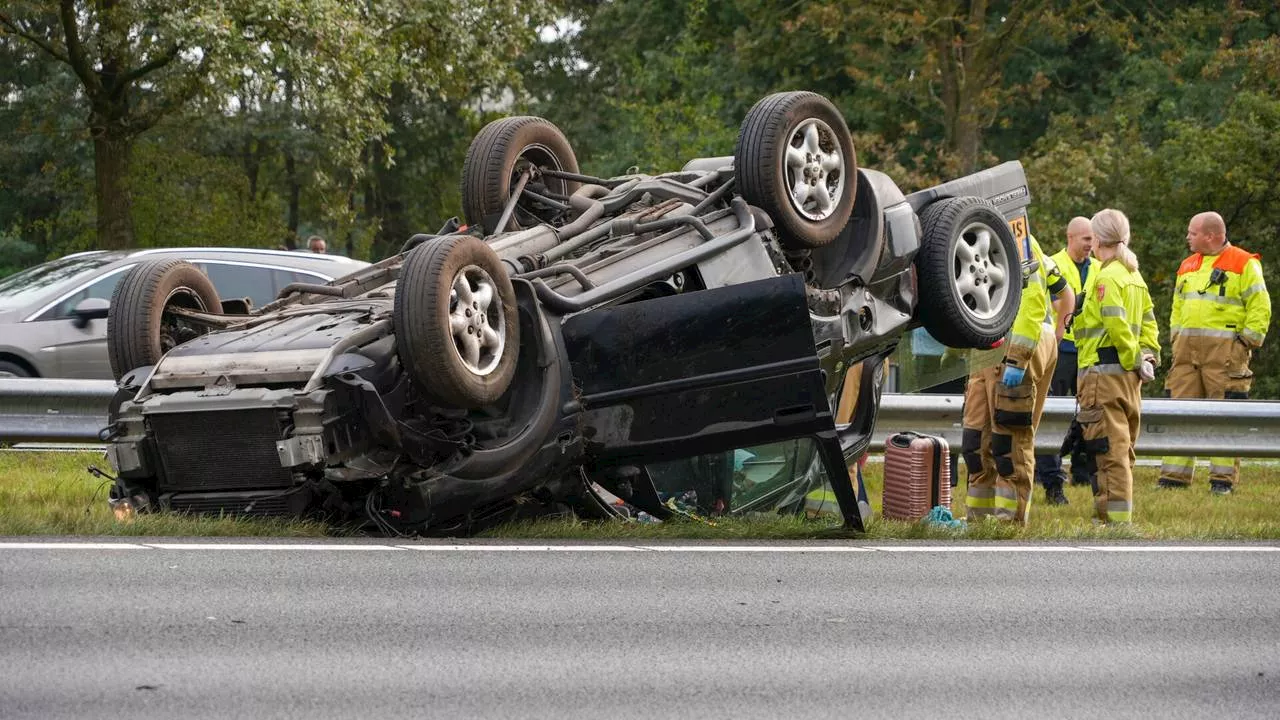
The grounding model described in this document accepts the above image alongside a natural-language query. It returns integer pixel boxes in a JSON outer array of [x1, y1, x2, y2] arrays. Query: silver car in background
[[0, 248, 369, 378]]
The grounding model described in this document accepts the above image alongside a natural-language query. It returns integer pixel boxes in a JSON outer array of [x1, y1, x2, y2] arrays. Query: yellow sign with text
[[1009, 215, 1028, 242], [1008, 215, 1029, 259]]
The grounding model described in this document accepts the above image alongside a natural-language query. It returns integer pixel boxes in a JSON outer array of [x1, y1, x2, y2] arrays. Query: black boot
[[1045, 484, 1069, 505], [1210, 480, 1233, 495]]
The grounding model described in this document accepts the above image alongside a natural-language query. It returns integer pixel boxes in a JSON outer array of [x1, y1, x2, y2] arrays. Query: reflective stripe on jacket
[[1050, 248, 1097, 347], [1171, 246, 1271, 348], [1076, 260, 1160, 371], [1005, 236, 1068, 366]]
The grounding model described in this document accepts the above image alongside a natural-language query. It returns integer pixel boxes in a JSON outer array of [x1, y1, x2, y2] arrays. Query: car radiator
[[165, 491, 300, 518], [151, 409, 294, 492]]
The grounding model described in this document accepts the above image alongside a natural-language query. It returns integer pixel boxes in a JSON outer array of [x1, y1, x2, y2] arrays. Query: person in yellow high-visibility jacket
[[1034, 217, 1100, 505], [1159, 212, 1271, 495], [964, 234, 1074, 525], [1071, 209, 1160, 525]]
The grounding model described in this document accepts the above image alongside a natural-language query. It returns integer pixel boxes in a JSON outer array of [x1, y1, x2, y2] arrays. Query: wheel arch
[[0, 351, 40, 377]]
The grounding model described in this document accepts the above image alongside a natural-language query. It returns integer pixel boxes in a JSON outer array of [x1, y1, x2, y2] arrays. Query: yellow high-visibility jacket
[[1049, 248, 1098, 348], [1005, 236, 1068, 366], [1171, 245, 1271, 349], [1076, 260, 1160, 371]]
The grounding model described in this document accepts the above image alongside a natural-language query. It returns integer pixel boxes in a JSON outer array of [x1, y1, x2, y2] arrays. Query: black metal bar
[[495, 169, 532, 234], [691, 177, 736, 216], [686, 169, 725, 189], [539, 168, 628, 188], [816, 429, 867, 533], [277, 283, 345, 299], [521, 188, 571, 211], [515, 264, 596, 291], [623, 214, 715, 243]]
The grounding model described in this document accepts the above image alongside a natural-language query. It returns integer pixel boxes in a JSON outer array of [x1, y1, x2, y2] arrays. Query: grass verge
[[486, 461, 1280, 540], [0, 451, 328, 537], [1, 451, 1277, 540]]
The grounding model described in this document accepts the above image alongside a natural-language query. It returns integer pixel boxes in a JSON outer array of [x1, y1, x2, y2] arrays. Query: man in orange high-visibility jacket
[[1159, 212, 1271, 495]]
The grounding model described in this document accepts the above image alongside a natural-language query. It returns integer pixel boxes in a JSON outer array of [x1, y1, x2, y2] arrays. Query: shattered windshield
[[644, 438, 840, 519], [891, 327, 1004, 393]]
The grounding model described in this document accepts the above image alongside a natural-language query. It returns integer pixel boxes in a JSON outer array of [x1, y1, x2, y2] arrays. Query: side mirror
[[71, 298, 110, 329]]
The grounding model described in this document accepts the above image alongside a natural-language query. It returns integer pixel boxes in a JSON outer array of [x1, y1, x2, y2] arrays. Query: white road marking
[[0, 542, 150, 550], [864, 546, 1091, 552], [401, 544, 644, 552], [633, 546, 875, 553], [0, 542, 1276, 553], [146, 543, 405, 551], [1076, 546, 1280, 552]]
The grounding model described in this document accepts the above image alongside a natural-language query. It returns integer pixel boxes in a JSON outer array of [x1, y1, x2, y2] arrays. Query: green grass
[[1, 451, 1278, 540], [483, 461, 1280, 541], [0, 451, 328, 537], [855, 461, 1280, 541]]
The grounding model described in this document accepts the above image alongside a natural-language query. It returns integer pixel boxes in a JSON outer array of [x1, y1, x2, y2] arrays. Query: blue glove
[[1002, 365, 1026, 387]]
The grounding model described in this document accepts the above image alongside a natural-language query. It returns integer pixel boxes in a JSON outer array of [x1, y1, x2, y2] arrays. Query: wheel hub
[[951, 222, 1010, 321], [784, 118, 845, 221], [448, 265, 506, 376]]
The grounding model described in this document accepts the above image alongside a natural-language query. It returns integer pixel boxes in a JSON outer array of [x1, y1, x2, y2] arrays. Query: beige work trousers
[[1078, 368, 1143, 523], [964, 325, 1057, 524], [1161, 334, 1253, 487]]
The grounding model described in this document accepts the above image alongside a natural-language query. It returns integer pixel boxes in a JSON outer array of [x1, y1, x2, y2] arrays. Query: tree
[[1025, 31, 1280, 397], [0, 30, 93, 260], [0, 2, 376, 249], [789, 1, 1094, 175], [0, 0, 548, 251], [523, 0, 1096, 182]]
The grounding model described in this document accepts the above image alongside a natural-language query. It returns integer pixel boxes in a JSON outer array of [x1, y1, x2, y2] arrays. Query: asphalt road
[[1, 540, 1277, 719]]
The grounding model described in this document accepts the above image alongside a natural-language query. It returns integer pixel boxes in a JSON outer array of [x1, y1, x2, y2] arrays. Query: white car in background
[[0, 248, 369, 378]]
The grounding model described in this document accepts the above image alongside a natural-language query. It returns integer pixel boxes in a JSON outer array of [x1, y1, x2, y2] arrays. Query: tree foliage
[[0, 0, 547, 251], [1, 0, 1278, 394]]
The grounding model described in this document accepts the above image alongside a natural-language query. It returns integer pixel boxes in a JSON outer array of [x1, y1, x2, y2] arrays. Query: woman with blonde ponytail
[[1068, 209, 1160, 524], [1093, 209, 1140, 272]]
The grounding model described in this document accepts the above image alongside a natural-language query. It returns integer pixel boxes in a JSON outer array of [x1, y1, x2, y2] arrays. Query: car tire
[[914, 196, 1023, 348], [734, 92, 857, 250], [461, 116, 580, 235], [0, 360, 32, 378], [394, 234, 520, 408], [107, 259, 221, 381]]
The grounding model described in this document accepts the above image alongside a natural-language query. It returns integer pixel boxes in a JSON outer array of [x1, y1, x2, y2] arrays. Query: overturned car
[[102, 91, 1031, 534]]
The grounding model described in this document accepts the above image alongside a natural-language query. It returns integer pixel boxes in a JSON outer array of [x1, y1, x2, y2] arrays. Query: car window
[[890, 329, 1003, 393], [196, 262, 278, 309], [34, 266, 133, 321], [0, 254, 119, 311], [273, 269, 320, 299], [645, 438, 832, 518]]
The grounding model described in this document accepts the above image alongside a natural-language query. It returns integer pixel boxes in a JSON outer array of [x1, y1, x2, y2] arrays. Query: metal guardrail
[[871, 394, 1280, 457], [1, 378, 1278, 457], [0, 378, 115, 444]]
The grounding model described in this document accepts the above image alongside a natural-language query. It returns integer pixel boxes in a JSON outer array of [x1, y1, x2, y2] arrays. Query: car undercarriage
[[102, 91, 1032, 535]]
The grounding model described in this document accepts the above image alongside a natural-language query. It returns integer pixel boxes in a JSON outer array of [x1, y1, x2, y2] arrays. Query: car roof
[[62, 247, 370, 273], [4, 248, 370, 316]]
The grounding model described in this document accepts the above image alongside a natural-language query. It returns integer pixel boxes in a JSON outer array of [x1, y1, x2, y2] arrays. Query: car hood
[[148, 305, 390, 390]]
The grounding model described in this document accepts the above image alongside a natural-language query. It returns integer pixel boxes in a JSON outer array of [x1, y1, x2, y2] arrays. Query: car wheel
[[734, 91, 857, 250], [914, 196, 1023, 348], [0, 360, 32, 378], [107, 259, 221, 381], [394, 234, 520, 408], [461, 116, 580, 235]]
